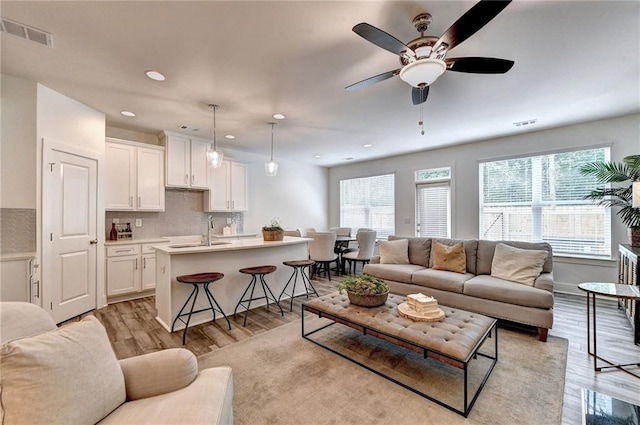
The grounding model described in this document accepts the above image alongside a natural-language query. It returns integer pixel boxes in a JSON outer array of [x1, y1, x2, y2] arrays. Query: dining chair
[[298, 227, 316, 237], [307, 231, 339, 281], [342, 230, 377, 274]]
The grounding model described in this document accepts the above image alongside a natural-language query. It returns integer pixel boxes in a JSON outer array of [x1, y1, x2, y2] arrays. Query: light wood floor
[[67, 277, 640, 424]]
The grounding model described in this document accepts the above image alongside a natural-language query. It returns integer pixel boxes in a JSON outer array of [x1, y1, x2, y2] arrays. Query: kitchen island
[[153, 236, 311, 331]]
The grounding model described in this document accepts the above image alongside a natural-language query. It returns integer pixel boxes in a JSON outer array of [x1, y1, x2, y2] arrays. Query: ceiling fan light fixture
[[399, 59, 446, 88]]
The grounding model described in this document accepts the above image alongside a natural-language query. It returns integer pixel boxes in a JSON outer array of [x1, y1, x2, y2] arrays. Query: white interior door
[[43, 147, 98, 323]]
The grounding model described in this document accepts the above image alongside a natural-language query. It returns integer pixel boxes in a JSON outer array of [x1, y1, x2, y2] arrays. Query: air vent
[[177, 125, 199, 132], [1, 17, 53, 47], [513, 119, 537, 127]]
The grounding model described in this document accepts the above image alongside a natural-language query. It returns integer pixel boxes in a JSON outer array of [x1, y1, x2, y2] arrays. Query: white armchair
[[0, 302, 233, 425]]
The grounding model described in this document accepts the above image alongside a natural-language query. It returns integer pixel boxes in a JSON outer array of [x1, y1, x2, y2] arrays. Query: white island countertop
[[153, 236, 313, 332], [152, 236, 311, 255]]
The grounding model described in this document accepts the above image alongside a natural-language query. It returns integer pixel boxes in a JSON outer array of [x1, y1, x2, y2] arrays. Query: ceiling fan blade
[[436, 0, 511, 52], [411, 86, 430, 105], [446, 57, 514, 74], [345, 69, 400, 91], [352, 23, 414, 57]]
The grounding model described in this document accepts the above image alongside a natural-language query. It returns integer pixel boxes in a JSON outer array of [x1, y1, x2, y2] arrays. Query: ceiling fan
[[346, 0, 515, 105]]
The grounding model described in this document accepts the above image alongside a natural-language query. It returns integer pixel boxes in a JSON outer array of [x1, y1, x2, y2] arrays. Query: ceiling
[[2, 1, 639, 167]]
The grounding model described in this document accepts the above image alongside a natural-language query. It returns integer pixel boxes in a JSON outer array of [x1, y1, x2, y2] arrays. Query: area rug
[[198, 318, 568, 425]]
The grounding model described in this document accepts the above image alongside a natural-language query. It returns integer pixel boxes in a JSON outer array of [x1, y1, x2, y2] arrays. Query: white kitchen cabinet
[[161, 131, 210, 189], [105, 139, 165, 211], [205, 160, 248, 212], [106, 243, 157, 300]]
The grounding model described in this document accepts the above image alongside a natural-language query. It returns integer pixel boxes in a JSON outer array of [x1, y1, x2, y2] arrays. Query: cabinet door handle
[[184, 174, 188, 184], [191, 175, 195, 185], [138, 196, 141, 208], [232, 200, 235, 210], [135, 258, 138, 270], [227, 200, 230, 210], [115, 249, 133, 253], [143, 257, 146, 269], [129, 196, 133, 207]]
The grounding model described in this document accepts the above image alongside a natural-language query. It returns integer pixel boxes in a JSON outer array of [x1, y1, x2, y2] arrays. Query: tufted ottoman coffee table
[[302, 292, 497, 417]]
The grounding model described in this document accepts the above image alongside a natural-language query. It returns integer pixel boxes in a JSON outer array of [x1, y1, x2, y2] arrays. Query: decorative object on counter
[[113, 223, 133, 240], [580, 154, 640, 247], [109, 223, 118, 241], [262, 218, 284, 241], [398, 293, 445, 322], [265, 122, 279, 177], [336, 274, 389, 307], [206, 104, 224, 169]]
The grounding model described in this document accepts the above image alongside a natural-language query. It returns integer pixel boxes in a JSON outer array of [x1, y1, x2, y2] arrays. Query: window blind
[[340, 174, 395, 239], [479, 147, 611, 258], [417, 182, 450, 238]]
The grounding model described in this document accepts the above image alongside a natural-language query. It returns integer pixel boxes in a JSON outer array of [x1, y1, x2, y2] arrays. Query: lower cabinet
[[106, 243, 156, 300]]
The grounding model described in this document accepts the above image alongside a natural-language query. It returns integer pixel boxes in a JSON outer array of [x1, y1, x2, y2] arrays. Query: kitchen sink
[[168, 241, 231, 248]]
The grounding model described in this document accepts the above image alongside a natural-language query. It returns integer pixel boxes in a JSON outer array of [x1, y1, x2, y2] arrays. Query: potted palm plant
[[262, 218, 284, 241], [580, 154, 640, 247], [336, 274, 390, 307]]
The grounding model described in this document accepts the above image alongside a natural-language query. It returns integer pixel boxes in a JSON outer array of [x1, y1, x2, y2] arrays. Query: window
[[340, 174, 395, 239], [416, 167, 451, 238], [479, 147, 611, 258]]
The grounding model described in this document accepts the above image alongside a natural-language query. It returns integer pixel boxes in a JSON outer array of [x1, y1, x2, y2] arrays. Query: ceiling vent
[[513, 119, 537, 127], [1, 17, 53, 47]]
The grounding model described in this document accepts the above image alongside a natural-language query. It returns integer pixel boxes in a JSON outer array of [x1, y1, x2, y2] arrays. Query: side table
[[578, 282, 640, 379]]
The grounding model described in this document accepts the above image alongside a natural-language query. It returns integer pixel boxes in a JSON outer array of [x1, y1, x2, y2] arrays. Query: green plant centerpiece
[[262, 218, 284, 241], [336, 274, 390, 307], [580, 154, 640, 247]]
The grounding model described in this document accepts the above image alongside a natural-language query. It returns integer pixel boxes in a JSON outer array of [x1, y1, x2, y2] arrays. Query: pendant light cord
[[269, 122, 276, 161], [209, 104, 220, 149]]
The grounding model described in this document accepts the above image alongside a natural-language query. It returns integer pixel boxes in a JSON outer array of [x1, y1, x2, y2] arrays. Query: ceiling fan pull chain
[[419, 87, 425, 135]]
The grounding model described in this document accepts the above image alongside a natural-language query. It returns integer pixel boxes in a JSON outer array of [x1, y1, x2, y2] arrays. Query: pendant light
[[206, 104, 224, 168], [265, 122, 279, 176]]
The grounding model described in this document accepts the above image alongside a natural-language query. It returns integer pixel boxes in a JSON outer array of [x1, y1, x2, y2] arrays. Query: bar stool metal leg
[[203, 282, 231, 330], [260, 274, 284, 317], [278, 267, 300, 312], [171, 283, 199, 334], [234, 275, 259, 326]]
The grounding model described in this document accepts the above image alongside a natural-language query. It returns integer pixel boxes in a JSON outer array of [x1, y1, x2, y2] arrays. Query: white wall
[[1, 75, 37, 209], [329, 113, 640, 293], [216, 147, 329, 233]]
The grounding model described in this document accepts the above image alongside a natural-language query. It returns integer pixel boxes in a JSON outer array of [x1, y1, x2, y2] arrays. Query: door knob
[[89, 239, 98, 244]]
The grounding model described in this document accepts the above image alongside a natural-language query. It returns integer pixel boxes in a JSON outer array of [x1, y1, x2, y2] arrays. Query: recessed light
[[273, 113, 285, 120], [121, 111, 136, 117], [314, 154, 321, 159], [363, 144, 373, 148], [145, 70, 165, 81], [225, 134, 235, 139]]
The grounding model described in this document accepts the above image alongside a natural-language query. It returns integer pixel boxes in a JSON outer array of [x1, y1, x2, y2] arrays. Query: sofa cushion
[[463, 274, 554, 309], [378, 239, 410, 264], [491, 243, 548, 286], [363, 263, 426, 284], [431, 240, 466, 274], [1, 315, 126, 425], [428, 238, 478, 274], [389, 235, 431, 267], [411, 268, 475, 294], [476, 240, 553, 275]]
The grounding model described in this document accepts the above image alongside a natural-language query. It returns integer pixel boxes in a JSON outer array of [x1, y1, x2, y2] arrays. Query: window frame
[[415, 166, 452, 238]]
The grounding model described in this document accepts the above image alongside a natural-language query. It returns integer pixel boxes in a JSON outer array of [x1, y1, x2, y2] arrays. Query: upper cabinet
[[105, 139, 165, 211], [205, 160, 248, 212], [160, 131, 210, 190]]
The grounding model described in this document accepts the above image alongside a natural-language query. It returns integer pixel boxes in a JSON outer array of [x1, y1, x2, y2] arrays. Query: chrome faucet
[[206, 215, 215, 246]]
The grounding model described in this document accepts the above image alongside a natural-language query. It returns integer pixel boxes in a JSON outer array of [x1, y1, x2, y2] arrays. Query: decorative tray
[[397, 302, 445, 322]]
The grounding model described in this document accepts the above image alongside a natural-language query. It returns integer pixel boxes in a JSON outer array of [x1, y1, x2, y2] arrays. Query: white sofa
[[0, 302, 234, 424]]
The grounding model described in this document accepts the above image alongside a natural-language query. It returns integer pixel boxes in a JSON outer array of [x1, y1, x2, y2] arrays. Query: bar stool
[[171, 272, 231, 345], [234, 265, 284, 326], [278, 259, 318, 312]]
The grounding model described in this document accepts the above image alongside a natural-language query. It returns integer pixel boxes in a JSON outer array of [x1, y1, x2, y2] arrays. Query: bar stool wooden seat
[[171, 272, 231, 345], [278, 259, 318, 312], [234, 265, 283, 326]]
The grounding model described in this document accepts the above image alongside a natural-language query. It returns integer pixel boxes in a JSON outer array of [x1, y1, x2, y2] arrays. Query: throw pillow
[[379, 239, 410, 264], [1, 315, 126, 424], [431, 240, 467, 273], [491, 243, 549, 286]]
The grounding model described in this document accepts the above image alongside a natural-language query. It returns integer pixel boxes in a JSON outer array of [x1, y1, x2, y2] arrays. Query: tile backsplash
[[0, 208, 36, 254], [105, 189, 244, 240]]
